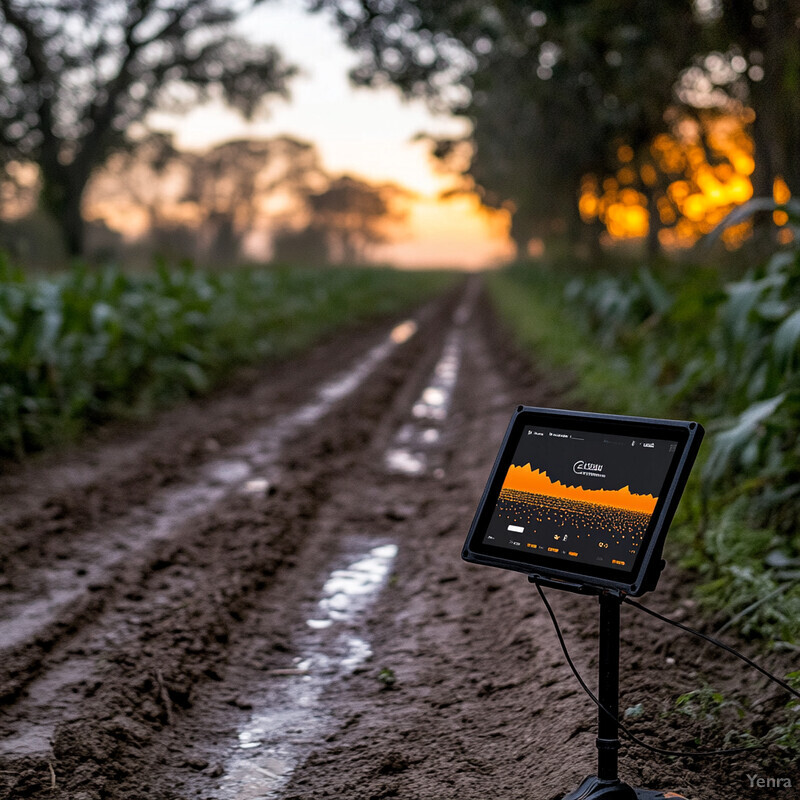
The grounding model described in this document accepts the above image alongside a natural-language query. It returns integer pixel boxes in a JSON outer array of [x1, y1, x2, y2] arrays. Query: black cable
[[535, 583, 772, 758], [623, 596, 800, 703]]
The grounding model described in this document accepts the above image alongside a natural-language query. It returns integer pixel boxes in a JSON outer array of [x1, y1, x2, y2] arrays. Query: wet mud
[[0, 279, 796, 800]]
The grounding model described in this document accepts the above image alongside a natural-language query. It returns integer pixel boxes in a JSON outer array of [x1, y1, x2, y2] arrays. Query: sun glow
[[374, 192, 514, 270], [136, 0, 504, 268]]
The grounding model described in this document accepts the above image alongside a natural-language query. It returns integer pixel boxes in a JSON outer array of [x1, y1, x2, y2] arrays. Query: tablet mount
[[531, 580, 684, 800]]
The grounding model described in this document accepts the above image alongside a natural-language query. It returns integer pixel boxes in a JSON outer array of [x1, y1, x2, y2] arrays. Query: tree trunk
[[749, 3, 800, 198], [749, 113, 774, 200], [645, 191, 662, 263], [40, 163, 90, 259], [509, 211, 534, 260], [62, 188, 86, 258]]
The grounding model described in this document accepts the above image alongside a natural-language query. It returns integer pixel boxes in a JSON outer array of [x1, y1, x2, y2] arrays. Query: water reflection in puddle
[[289, 320, 417, 428], [385, 332, 463, 476], [208, 459, 252, 485], [243, 478, 271, 494], [382, 278, 479, 478], [218, 287, 474, 795], [390, 320, 418, 344], [308, 544, 398, 628], [220, 542, 398, 799], [216, 317, 419, 488], [385, 448, 426, 475]]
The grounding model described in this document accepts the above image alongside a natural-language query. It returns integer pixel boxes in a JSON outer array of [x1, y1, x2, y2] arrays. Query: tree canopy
[[314, 0, 800, 255], [0, 0, 296, 255]]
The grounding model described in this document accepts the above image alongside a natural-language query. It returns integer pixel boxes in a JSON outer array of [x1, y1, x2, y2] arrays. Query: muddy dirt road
[[0, 279, 796, 799]]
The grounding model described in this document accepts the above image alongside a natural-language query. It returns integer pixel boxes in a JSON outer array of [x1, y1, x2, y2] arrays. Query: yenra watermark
[[747, 773, 793, 789]]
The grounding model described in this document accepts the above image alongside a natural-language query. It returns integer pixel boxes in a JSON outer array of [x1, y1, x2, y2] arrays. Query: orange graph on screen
[[502, 464, 657, 514]]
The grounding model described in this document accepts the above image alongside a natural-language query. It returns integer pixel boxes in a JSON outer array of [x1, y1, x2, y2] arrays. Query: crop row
[[0, 259, 450, 457]]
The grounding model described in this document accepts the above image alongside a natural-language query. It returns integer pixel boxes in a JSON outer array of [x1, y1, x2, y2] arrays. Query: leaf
[[180, 362, 209, 394], [703, 394, 786, 485], [756, 299, 791, 321], [773, 309, 800, 369], [723, 280, 762, 342], [637, 267, 672, 315], [703, 197, 782, 247], [91, 301, 114, 328], [563, 277, 585, 302], [766, 249, 798, 276]]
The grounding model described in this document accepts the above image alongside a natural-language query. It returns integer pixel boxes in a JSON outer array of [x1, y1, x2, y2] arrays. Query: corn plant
[[699, 201, 800, 535], [0, 257, 450, 458]]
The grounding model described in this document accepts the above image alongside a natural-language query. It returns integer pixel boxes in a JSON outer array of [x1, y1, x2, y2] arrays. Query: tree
[[304, 175, 406, 264], [185, 136, 324, 263], [708, 1, 800, 198], [83, 131, 187, 241], [316, 0, 800, 255], [271, 224, 328, 265], [0, 0, 296, 256]]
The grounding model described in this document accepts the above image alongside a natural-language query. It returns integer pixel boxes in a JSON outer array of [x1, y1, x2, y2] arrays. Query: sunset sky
[[147, 0, 515, 269]]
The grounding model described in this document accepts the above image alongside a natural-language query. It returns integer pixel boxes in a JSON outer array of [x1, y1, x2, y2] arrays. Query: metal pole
[[597, 592, 622, 782]]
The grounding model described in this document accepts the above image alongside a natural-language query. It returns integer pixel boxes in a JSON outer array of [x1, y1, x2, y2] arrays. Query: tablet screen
[[481, 424, 678, 573]]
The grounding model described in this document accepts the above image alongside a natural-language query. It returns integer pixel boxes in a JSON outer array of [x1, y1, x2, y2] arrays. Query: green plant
[[772, 671, 800, 755], [486, 264, 666, 415], [377, 667, 397, 688], [488, 230, 800, 646], [674, 683, 745, 722], [0, 257, 452, 457], [698, 247, 800, 534]]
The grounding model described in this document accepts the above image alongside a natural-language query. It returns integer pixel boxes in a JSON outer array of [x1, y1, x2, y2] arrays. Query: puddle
[[219, 541, 398, 799], [203, 295, 473, 793], [382, 279, 479, 478], [0, 726, 54, 757], [207, 460, 252, 485], [390, 320, 418, 344], [0, 321, 415, 650], [452, 276, 481, 326], [385, 331, 463, 476], [242, 478, 271, 494], [0, 482, 226, 655], [385, 448, 427, 475], [308, 544, 398, 628], [287, 320, 416, 428]]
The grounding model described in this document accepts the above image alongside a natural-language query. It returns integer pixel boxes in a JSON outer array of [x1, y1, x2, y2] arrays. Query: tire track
[[159, 278, 488, 799]]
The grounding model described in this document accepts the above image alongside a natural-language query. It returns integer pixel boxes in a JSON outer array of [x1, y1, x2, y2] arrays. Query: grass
[[0, 257, 454, 458]]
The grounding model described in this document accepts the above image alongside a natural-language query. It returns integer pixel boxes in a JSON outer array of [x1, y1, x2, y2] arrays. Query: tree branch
[[0, 0, 64, 193]]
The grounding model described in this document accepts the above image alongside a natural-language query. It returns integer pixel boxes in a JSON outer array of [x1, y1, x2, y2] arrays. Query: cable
[[622, 596, 800, 703], [535, 583, 772, 758]]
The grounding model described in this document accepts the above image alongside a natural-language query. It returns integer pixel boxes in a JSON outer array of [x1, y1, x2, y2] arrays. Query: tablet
[[462, 406, 704, 596]]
